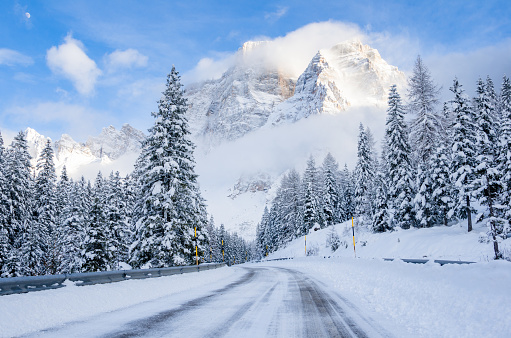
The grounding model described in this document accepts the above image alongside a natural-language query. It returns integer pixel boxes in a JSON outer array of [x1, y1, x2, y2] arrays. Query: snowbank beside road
[[260, 257, 511, 338], [269, 218, 510, 262]]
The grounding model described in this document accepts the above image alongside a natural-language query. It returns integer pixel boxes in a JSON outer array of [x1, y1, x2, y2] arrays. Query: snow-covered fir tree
[[354, 123, 376, 226], [473, 78, 505, 259], [206, 216, 220, 262], [406, 56, 443, 228], [302, 156, 323, 232], [81, 173, 111, 272], [54, 166, 70, 273], [0, 130, 10, 276], [385, 85, 415, 229], [34, 139, 58, 274], [407, 55, 443, 165], [429, 138, 454, 226], [130, 66, 208, 268], [449, 78, 477, 232], [499, 76, 511, 224], [105, 171, 131, 269], [322, 153, 341, 227], [372, 152, 391, 232], [59, 176, 90, 273], [338, 164, 355, 222], [278, 169, 302, 244], [4, 131, 33, 276]]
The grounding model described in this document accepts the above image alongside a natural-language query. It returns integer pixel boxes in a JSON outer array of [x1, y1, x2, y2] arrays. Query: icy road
[[24, 266, 389, 338]]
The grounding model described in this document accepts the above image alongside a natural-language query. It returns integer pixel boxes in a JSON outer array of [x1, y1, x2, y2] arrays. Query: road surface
[[26, 266, 391, 337]]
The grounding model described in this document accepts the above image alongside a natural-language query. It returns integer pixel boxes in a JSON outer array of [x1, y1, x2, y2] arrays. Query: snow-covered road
[[23, 266, 389, 338], [3, 256, 510, 337]]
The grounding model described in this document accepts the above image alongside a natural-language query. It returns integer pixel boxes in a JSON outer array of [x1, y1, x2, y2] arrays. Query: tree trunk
[[487, 190, 501, 260], [466, 195, 472, 232]]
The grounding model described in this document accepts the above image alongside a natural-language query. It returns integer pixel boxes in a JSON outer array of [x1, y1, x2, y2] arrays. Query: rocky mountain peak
[[85, 124, 145, 160], [185, 39, 405, 150]]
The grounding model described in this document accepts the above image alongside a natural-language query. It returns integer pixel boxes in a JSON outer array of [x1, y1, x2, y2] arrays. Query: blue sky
[[1, 0, 510, 142]]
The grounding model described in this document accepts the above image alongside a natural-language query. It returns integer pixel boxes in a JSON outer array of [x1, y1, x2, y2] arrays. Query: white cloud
[[105, 49, 148, 71], [0, 48, 33, 66], [0, 128, 17, 147], [425, 39, 511, 101], [182, 54, 237, 84], [46, 34, 102, 95], [195, 106, 385, 191], [264, 6, 289, 21], [184, 21, 366, 83]]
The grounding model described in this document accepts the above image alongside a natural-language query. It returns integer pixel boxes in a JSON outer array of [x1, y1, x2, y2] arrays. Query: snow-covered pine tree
[[414, 162, 435, 228], [406, 56, 444, 228], [279, 169, 302, 243], [326, 226, 341, 252], [81, 172, 110, 272], [473, 78, 504, 259], [0, 130, 10, 276], [302, 156, 323, 232], [372, 149, 392, 232], [485, 76, 501, 139], [338, 164, 355, 222], [104, 172, 131, 269], [322, 153, 340, 227], [54, 166, 70, 274], [218, 224, 227, 262], [34, 139, 58, 274], [499, 76, 511, 224], [206, 216, 219, 262], [259, 207, 270, 256], [19, 218, 44, 276], [255, 221, 264, 259], [130, 66, 208, 268], [407, 55, 443, 165], [4, 131, 33, 276], [449, 78, 477, 232], [429, 138, 454, 226], [122, 174, 137, 251], [354, 124, 376, 226], [385, 85, 415, 229], [268, 196, 283, 250], [59, 177, 90, 273]]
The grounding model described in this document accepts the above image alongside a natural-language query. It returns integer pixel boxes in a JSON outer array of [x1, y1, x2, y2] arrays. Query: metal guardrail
[[382, 258, 475, 265], [0, 263, 225, 296]]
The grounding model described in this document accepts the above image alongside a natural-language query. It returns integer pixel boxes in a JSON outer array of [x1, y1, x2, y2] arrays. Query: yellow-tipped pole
[[195, 227, 198, 265], [352, 217, 356, 258]]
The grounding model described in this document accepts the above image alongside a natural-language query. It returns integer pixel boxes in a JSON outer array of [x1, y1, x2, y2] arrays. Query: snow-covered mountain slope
[[186, 39, 405, 148], [186, 42, 295, 148], [25, 124, 144, 179]]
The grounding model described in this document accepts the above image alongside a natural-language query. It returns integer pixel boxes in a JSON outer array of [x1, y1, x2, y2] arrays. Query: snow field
[[0, 266, 237, 337]]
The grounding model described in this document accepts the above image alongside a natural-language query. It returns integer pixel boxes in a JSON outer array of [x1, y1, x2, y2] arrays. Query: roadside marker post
[[222, 239, 224, 262], [352, 217, 356, 258], [195, 227, 198, 265], [305, 235, 307, 256]]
